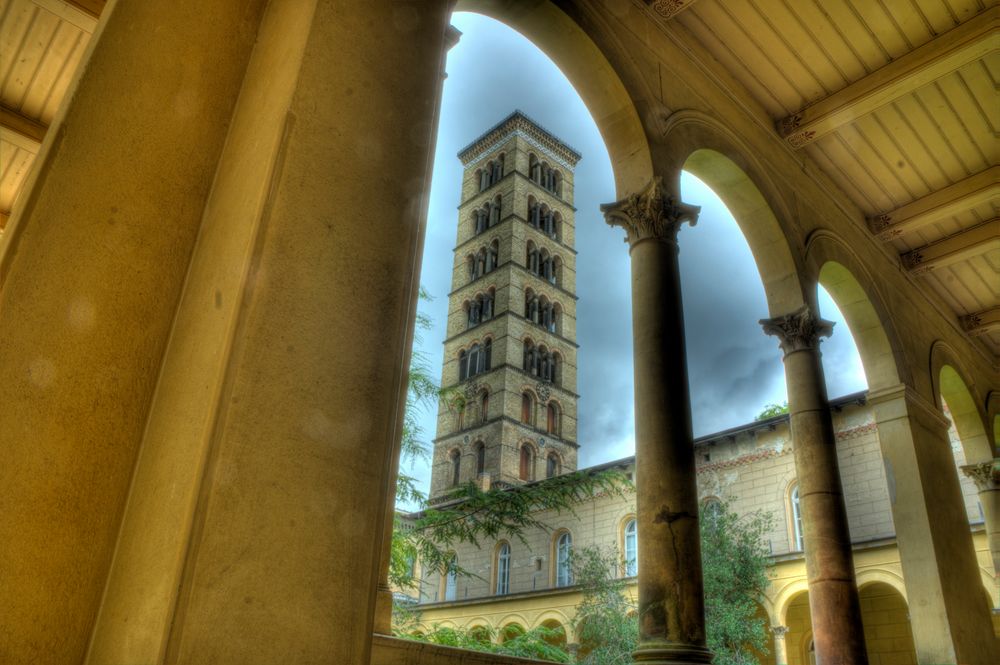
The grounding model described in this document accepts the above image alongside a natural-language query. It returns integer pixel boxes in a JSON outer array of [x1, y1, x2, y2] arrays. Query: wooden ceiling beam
[[868, 167, 999, 240], [647, 0, 701, 20], [29, 0, 101, 32], [0, 104, 48, 149], [901, 218, 999, 275], [777, 5, 999, 148], [961, 307, 1000, 336]]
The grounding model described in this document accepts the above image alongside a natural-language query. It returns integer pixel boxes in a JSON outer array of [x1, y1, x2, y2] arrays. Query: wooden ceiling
[[650, 0, 999, 355], [0, 0, 996, 355]]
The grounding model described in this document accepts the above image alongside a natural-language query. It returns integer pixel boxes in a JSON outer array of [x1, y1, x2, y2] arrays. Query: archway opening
[[782, 590, 812, 665], [858, 582, 917, 665]]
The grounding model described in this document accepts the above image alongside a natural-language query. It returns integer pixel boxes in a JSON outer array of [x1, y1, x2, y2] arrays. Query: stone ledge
[[372, 634, 554, 664]]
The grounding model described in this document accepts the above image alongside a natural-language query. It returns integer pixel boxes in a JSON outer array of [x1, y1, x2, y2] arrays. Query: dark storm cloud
[[401, 14, 866, 505]]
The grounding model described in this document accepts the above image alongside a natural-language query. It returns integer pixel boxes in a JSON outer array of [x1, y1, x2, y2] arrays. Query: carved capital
[[961, 460, 1000, 492], [771, 625, 789, 639], [760, 305, 834, 354], [601, 177, 700, 248], [650, 0, 696, 20]]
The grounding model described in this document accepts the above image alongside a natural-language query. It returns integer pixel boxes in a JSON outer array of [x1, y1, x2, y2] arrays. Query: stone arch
[[664, 114, 806, 316], [856, 568, 908, 601], [807, 230, 908, 390], [455, 1, 653, 195], [534, 609, 575, 643], [930, 342, 993, 463], [858, 582, 918, 665], [775, 579, 810, 625], [498, 619, 527, 643]]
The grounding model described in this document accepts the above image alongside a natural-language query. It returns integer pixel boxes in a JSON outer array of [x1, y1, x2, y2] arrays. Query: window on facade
[[456, 399, 465, 430], [445, 557, 458, 601], [624, 519, 637, 577], [461, 340, 491, 381], [703, 498, 723, 524], [555, 532, 572, 587], [496, 542, 510, 595], [474, 208, 488, 235], [480, 392, 489, 424], [450, 450, 461, 486], [546, 403, 558, 436], [519, 445, 532, 481], [475, 442, 485, 476], [790, 484, 803, 551], [546, 452, 560, 478], [521, 392, 533, 424], [490, 196, 501, 226], [467, 291, 494, 329]]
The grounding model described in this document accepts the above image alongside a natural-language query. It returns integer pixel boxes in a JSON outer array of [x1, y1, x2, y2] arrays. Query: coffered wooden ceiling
[[648, 0, 999, 355], [0, 0, 996, 356]]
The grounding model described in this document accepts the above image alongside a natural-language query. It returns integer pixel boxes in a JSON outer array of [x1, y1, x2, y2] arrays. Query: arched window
[[624, 519, 637, 576], [790, 484, 803, 551], [521, 392, 533, 424], [444, 556, 458, 601], [546, 452, 560, 478], [458, 350, 468, 381], [467, 344, 480, 377], [555, 532, 572, 587], [480, 392, 489, 424], [475, 442, 485, 476], [494, 154, 504, 183], [529, 154, 540, 183], [702, 497, 723, 524], [483, 338, 492, 372], [456, 399, 465, 430], [474, 208, 487, 235], [546, 402, 559, 436], [495, 542, 510, 595], [519, 444, 533, 481], [488, 240, 499, 273], [523, 340, 535, 373], [490, 196, 501, 226], [479, 166, 489, 191], [450, 450, 461, 486]]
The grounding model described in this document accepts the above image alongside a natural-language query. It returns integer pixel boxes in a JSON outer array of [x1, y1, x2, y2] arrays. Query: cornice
[[458, 110, 582, 168]]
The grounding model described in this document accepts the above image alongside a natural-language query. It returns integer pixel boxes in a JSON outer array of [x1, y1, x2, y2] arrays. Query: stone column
[[760, 306, 868, 665], [962, 459, 1000, 606], [602, 177, 712, 665], [771, 625, 789, 665]]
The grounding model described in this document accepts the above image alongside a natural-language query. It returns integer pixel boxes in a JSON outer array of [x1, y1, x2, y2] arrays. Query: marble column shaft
[[761, 307, 868, 665], [602, 177, 712, 665]]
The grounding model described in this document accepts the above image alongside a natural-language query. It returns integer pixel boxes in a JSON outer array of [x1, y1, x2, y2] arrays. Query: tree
[[567, 503, 773, 665], [756, 402, 788, 420], [701, 501, 774, 665]]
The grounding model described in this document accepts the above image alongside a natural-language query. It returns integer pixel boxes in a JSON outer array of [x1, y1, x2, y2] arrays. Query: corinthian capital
[[600, 177, 700, 247], [760, 305, 834, 354], [961, 460, 1000, 491]]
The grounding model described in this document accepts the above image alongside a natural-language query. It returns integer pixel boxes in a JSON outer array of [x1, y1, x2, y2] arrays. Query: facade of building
[[430, 111, 582, 503], [414, 396, 997, 665]]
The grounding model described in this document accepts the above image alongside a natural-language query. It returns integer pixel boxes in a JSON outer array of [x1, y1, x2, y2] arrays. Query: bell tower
[[429, 111, 582, 503]]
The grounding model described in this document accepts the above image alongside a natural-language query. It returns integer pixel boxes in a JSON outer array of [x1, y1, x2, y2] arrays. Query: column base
[[633, 641, 714, 664]]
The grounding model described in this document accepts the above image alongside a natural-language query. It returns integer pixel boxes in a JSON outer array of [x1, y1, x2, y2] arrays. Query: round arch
[[930, 342, 993, 463], [455, 1, 653, 196], [807, 230, 908, 390], [774, 579, 810, 625], [662, 112, 807, 316], [533, 610, 575, 643], [856, 568, 908, 601]]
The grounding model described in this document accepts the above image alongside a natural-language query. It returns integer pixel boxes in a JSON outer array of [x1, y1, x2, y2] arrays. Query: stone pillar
[[771, 625, 789, 665], [868, 384, 1000, 664], [0, 1, 269, 663], [962, 459, 1000, 606], [602, 177, 712, 665], [760, 306, 868, 665], [371, 21, 461, 638]]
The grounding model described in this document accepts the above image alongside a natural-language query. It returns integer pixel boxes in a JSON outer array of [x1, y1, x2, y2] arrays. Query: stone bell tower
[[429, 111, 582, 503]]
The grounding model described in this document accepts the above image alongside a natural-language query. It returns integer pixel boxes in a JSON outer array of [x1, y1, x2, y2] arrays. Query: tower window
[[546, 402, 559, 436], [475, 441, 485, 476], [521, 392, 534, 425], [450, 450, 461, 486], [519, 444, 533, 481], [546, 452, 560, 478], [480, 392, 489, 424]]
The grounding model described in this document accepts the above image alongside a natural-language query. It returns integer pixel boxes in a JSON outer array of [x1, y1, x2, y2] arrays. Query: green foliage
[[755, 402, 789, 420], [570, 546, 638, 665], [701, 501, 774, 665], [400, 621, 571, 663]]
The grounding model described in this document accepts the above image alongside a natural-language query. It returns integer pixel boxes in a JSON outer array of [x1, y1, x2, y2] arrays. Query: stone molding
[[649, 0, 698, 20], [771, 624, 789, 637], [961, 460, 1000, 491], [760, 305, 835, 354], [600, 176, 700, 247]]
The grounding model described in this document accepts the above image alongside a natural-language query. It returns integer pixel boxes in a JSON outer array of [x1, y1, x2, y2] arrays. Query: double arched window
[[554, 531, 572, 587], [524, 289, 560, 334], [466, 289, 495, 328], [519, 443, 534, 481], [473, 196, 501, 236], [546, 452, 561, 478], [624, 518, 637, 577], [525, 241, 559, 285], [467, 240, 499, 281], [495, 542, 511, 595], [458, 339, 492, 381], [528, 154, 561, 196], [526, 198, 561, 240], [790, 483, 804, 551], [522, 340, 560, 384], [477, 154, 504, 192]]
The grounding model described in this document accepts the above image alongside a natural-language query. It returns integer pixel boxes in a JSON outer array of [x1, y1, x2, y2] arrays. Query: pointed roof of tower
[[457, 110, 582, 168]]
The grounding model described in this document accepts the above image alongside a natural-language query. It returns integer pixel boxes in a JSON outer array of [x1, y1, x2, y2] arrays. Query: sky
[[406, 13, 867, 500]]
